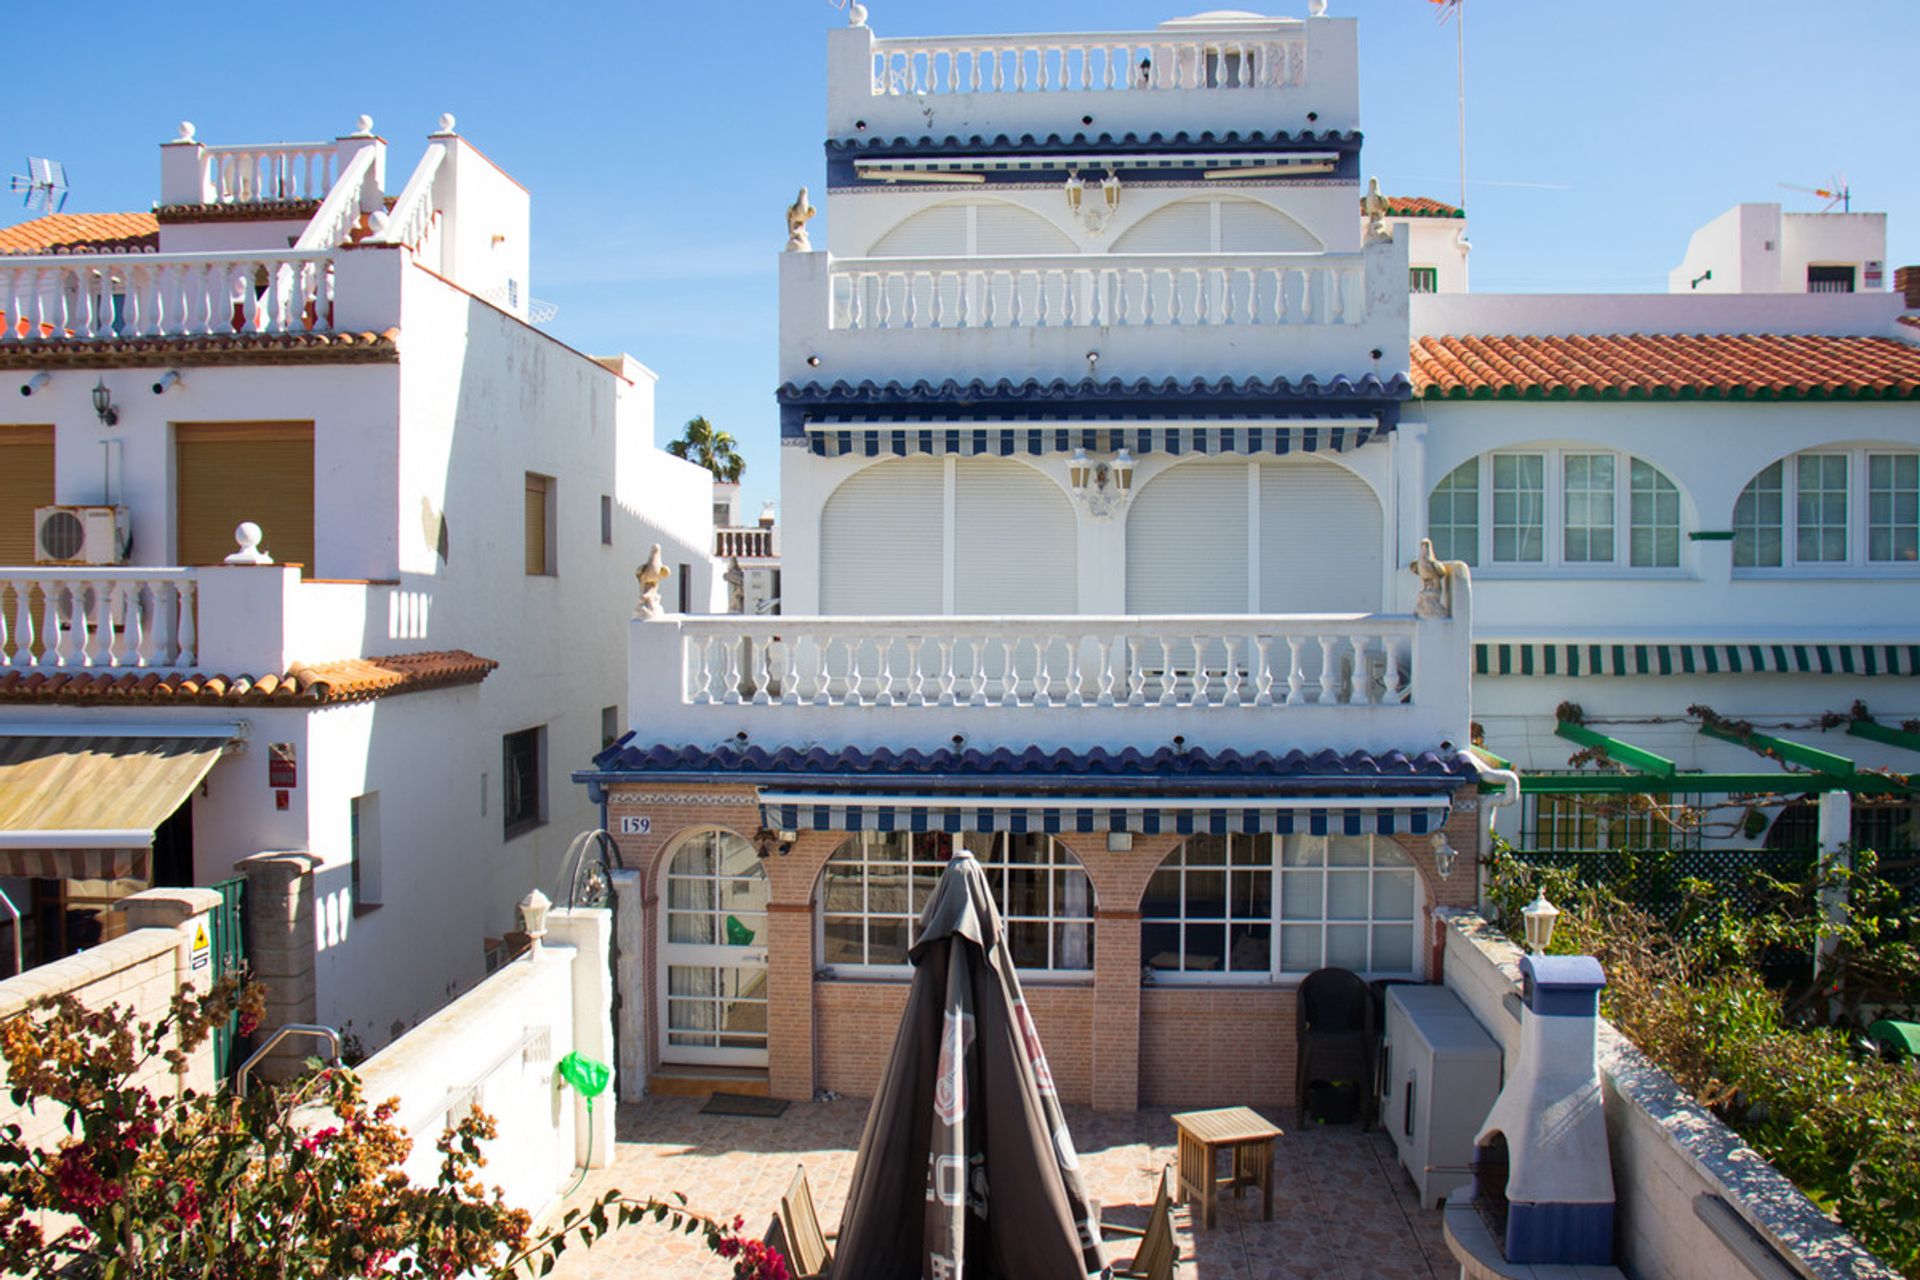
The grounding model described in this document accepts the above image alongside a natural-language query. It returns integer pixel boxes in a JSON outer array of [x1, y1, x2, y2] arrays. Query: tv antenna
[[9, 158, 69, 212], [1779, 174, 1850, 212]]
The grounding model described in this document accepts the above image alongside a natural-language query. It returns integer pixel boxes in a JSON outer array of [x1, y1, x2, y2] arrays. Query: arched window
[[1733, 449, 1919, 570], [819, 832, 1094, 973], [1141, 834, 1417, 979], [1427, 450, 1683, 570]]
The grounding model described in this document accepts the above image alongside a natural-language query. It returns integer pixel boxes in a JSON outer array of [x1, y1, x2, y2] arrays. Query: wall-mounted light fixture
[[517, 888, 551, 958], [151, 370, 183, 396], [90, 378, 118, 426], [18, 373, 48, 398], [1522, 891, 1560, 954], [1068, 446, 1135, 518], [1430, 831, 1457, 879]]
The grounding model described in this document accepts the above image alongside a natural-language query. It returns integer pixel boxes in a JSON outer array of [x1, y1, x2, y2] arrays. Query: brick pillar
[[235, 851, 321, 1082], [1895, 265, 1920, 309], [609, 868, 647, 1101], [766, 902, 816, 1102], [1090, 909, 1142, 1111], [119, 886, 225, 1096]]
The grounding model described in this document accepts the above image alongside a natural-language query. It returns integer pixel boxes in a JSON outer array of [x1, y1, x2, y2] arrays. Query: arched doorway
[[658, 830, 769, 1067]]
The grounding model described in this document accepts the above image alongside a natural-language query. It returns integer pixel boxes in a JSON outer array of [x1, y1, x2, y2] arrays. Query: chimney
[[1896, 266, 1920, 310], [1471, 953, 1614, 1266], [758, 500, 777, 529]]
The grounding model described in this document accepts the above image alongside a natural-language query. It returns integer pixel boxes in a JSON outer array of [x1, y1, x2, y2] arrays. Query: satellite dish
[[9, 158, 69, 212]]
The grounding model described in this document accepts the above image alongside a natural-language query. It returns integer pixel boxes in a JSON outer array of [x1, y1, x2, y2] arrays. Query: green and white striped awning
[[1476, 641, 1920, 678]]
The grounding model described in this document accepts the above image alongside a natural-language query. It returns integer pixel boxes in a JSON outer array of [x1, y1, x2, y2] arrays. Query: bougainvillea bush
[[0, 978, 786, 1279]]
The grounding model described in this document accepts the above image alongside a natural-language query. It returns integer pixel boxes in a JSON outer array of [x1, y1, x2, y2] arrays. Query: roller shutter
[[0, 426, 54, 565], [821, 459, 943, 614], [953, 459, 1076, 615], [1258, 458, 1381, 612], [1219, 198, 1322, 251], [175, 423, 315, 576], [1113, 199, 1214, 253], [869, 204, 969, 257], [973, 204, 1077, 255], [1126, 461, 1249, 613]]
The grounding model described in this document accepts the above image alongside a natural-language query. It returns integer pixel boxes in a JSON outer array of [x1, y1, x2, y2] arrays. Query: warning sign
[[191, 923, 212, 972]]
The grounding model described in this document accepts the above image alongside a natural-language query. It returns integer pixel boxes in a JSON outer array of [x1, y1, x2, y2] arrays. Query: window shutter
[[953, 459, 1076, 615], [868, 204, 970, 257], [1218, 199, 1321, 252], [1258, 458, 1381, 612], [821, 459, 944, 614], [1112, 199, 1215, 253], [175, 423, 315, 576], [1126, 461, 1249, 613], [973, 204, 1077, 255], [524, 474, 551, 575], [0, 426, 54, 565]]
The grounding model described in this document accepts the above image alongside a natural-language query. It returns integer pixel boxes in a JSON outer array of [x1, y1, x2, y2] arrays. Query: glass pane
[[1055, 921, 1094, 970], [822, 917, 864, 965], [1183, 923, 1225, 972], [1279, 925, 1322, 972], [1326, 924, 1369, 970], [1231, 869, 1272, 917], [1185, 869, 1227, 919], [1374, 869, 1416, 920], [1280, 870, 1323, 920], [1008, 919, 1049, 968], [1326, 871, 1369, 920], [668, 966, 716, 997], [867, 867, 910, 916], [720, 874, 768, 915], [716, 834, 760, 878], [1227, 921, 1271, 972], [668, 876, 714, 913], [1281, 835, 1326, 868], [1374, 839, 1412, 867], [1141, 922, 1182, 971], [1327, 836, 1370, 867], [1372, 925, 1415, 975], [668, 911, 713, 944], [720, 913, 765, 947], [1005, 869, 1048, 918], [720, 997, 768, 1036], [870, 832, 910, 863], [670, 835, 715, 877], [909, 832, 951, 863], [1004, 833, 1048, 865], [1231, 835, 1271, 867], [822, 867, 864, 914], [668, 1030, 717, 1048], [1055, 870, 1092, 920], [1141, 867, 1182, 918], [868, 917, 910, 966], [1185, 835, 1229, 866], [668, 998, 717, 1031], [911, 866, 942, 913]]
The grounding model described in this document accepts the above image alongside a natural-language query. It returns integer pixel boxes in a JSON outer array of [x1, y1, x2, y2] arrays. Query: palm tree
[[668, 416, 746, 483]]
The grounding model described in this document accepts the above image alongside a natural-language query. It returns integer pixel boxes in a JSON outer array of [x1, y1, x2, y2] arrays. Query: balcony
[[715, 527, 778, 560], [0, 251, 340, 345], [628, 598, 1471, 759]]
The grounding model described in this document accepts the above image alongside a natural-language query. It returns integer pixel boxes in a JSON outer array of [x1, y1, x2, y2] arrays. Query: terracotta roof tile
[[1410, 333, 1920, 401], [0, 649, 495, 708], [1365, 195, 1463, 219], [0, 213, 159, 255], [0, 329, 400, 370]]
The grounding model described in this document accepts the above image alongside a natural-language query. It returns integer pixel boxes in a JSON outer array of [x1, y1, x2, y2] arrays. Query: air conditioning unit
[[1382, 984, 1503, 1208], [34, 505, 129, 565]]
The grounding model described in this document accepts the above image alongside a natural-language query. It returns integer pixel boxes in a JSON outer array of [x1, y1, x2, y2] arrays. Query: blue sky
[[5, 0, 1914, 516]]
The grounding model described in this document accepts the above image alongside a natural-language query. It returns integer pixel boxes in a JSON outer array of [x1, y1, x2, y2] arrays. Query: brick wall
[[815, 980, 909, 1096], [1139, 987, 1295, 1108]]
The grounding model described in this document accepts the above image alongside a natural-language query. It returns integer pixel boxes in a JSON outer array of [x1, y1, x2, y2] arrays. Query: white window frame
[[1732, 448, 1920, 577], [1140, 833, 1421, 984], [1430, 449, 1687, 576], [817, 832, 1095, 981]]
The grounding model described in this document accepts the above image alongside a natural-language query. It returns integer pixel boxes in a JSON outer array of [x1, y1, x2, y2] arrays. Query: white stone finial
[[786, 187, 816, 252], [848, 2, 868, 26], [1410, 536, 1451, 618], [635, 544, 672, 618], [352, 114, 374, 137], [1308, 0, 1327, 15], [436, 112, 457, 135], [225, 522, 274, 566], [173, 121, 196, 144]]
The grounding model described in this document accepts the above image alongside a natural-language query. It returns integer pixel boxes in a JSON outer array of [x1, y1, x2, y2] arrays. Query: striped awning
[[0, 734, 232, 881], [853, 151, 1340, 177], [800, 419, 1384, 460], [1476, 641, 1920, 678], [757, 793, 1450, 838]]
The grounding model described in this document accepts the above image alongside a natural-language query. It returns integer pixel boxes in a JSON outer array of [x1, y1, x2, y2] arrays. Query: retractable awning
[[0, 734, 234, 880], [757, 792, 1451, 837]]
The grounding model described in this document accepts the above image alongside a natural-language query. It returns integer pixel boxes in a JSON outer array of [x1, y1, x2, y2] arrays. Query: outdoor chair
[[1099, 1163, 1178, 1280], [1295, 966, 1377, 1131], [779, 1163, 835, 1280]]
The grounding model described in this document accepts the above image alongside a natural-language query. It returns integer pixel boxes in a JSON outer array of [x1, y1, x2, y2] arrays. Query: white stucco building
[[1669, 201, 1886, 295], [0, 116, 716, 1055]]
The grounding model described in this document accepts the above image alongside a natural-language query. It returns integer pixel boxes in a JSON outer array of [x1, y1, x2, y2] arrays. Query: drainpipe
[[1477, 767, 1523, 911]]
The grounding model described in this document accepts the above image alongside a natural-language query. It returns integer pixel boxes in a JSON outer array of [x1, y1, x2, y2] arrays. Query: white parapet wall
[[1437, 912, 1901, 1280], [346, 907, 616, 1224]]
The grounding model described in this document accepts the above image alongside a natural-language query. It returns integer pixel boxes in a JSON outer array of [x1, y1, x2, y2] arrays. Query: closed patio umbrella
[[831, 847, 1105, 1279]]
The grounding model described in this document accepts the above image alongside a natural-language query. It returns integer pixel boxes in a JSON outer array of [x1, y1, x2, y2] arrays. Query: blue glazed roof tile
[[778, 374, 1411, 408], [825, 129, 1364, 156]]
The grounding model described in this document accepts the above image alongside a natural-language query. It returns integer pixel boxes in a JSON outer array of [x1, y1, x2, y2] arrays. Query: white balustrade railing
[[370, 141, 447, 255], [293, 146, 381, 252], [677, 617, 1415, 711], [715, 527, 776, 559], [0, 250, 336, 342], [829, 253, 1364, 331], [0, 571, 197, 671], [201, 142, 342, 204], [870, 32, 1307, 96]]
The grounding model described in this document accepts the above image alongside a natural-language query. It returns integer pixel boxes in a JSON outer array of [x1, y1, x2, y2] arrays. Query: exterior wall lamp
[[1522, 892, 1560, 954], [1430, 831, 1457, 879], [91, 378, 118, 427], [1069, 447, 1134, 518], [517, 888, 551, 957]]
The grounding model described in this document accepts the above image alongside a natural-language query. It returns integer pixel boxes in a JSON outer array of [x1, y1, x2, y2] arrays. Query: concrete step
[[649, 1064, 771, 1098]]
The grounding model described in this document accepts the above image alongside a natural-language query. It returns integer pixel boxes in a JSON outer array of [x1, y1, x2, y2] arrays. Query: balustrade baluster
[[175, 580, 196, 666], [996, 637, 1016, 706], [1347, 635, 1371, 705], [1156, 636, 1176, 706], [1030, 637, 1052, 708], [1286, 636, 1306, 705], [1191, 635, 1213, 707], [15, 585, 39, 667], [904, 635, 926, 706], [1223, 634, 1245, 706], [46, 582, 75, 666], [1382, 635, 1403, 704], [1252, 634, 1275, 706], [748, 636, 773, 706], [89, 581, 115, 665], [118, 582, 146, 667], [1317, 635, 1341, 704]]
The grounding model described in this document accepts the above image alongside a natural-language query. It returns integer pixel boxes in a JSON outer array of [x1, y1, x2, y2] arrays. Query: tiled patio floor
[[541, 1097, 1451, 1279]]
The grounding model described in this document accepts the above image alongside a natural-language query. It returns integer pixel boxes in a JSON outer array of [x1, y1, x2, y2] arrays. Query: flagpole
[[1456, 0, 1467, 211]]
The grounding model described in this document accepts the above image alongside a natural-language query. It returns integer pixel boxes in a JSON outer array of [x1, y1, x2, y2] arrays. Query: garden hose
[[556, 1051, 613, 1197]]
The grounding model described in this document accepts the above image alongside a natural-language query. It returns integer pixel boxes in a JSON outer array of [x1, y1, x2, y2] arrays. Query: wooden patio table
[[1170, 1106, 1283, 1229]]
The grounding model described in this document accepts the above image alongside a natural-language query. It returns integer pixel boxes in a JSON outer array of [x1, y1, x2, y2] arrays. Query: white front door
[[658, 830, 770, 1067]]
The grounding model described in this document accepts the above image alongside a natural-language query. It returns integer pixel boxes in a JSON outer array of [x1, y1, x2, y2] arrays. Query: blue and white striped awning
[[799, 419, 1383, 459], [1477, 641, 1920, 679], [853, 152, 1340, 177], [757, 793, 1450, 837]]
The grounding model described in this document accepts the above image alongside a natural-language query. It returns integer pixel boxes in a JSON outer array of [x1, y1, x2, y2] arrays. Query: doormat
[[701, 1092, 790, 1118]]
